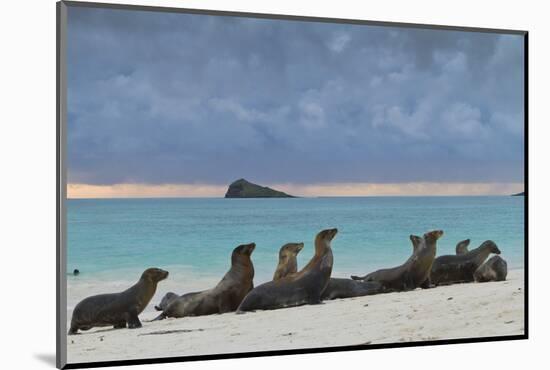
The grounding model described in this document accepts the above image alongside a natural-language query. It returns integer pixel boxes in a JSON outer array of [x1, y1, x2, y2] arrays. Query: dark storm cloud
[[67, 6, 524, 185]]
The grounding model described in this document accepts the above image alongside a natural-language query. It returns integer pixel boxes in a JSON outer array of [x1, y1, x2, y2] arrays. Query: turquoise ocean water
[[67, 196, 525, 289]]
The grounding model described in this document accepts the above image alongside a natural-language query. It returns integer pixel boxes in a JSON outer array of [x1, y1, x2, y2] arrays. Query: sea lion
[[154, 292, 199, 312], [273, 243, 304, 280], [350, 230, 443, 291], [474, 255, 508, 282], [157, 243, 255, 319], [430, 240, 501, 286], [271, 240, 384, 300], [237, 228, 337, 312], [73, 269, 80, 276], [68, 267, 168, 335], [321, 278, 386, 300], [455, 239, 471, 255]]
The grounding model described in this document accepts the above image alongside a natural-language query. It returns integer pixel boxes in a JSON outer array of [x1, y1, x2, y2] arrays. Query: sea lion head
[[481, 240, 501, 254], [317, 228, 338, 242], [142, 267, 169, 283], [315, 228, 338, 253], [232, 243, 256, 274], [155, 292, 178, 311], [455, 239, 471, 254], [279, 242, 304, 259], [233, 242, 256, 257], [409, 235, 423, 248], [424, 229, 444, 242]]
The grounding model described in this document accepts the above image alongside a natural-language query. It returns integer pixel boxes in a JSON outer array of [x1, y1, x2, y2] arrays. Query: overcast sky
[[67, 6, 524, 195]]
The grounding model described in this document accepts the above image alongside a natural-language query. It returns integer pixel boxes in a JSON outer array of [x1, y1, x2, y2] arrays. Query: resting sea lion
[[273, 243, 304, 280], [157, 243, 255, 319], [455, 239, 471, 255], [68, 267, 168, 335], [154, 292, 178, 311], [350, 230, 443, 291], [430, 240, 501, 286], [474, 255, 508, 282], [321, 278, 386, 300], [154, 292, 200, 311], [237, 228, 337, 312]]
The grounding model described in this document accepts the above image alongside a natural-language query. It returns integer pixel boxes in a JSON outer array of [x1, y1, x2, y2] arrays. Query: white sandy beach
[[67, 269, 524, 364]]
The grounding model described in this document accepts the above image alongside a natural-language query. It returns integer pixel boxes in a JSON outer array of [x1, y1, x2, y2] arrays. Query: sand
[[66, 269, 524, 364]]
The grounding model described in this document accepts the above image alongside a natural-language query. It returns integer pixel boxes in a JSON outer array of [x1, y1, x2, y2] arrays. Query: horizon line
[[67, 182, 524, 199], [67, 195, 523, 200]]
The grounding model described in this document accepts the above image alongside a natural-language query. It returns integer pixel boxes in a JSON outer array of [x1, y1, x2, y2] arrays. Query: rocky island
[[512, 192, 525, 196], [224, 178, 295, 198]]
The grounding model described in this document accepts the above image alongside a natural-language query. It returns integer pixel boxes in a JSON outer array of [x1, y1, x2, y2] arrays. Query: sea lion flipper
[[420, 278, 432, 289], [113, 321, 127, 329], [127, 309, 142, 329], [150, 312, 167, 322], [68, 327, 78, 335]]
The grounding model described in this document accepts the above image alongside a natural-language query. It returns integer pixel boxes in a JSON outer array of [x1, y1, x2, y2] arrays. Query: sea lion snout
[[156, 269, 169, 281]]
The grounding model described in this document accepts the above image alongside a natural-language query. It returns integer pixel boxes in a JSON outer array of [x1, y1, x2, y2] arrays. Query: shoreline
[[67, 269, 525, 364]]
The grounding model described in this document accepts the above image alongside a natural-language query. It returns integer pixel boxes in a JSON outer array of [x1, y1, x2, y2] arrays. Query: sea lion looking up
[[474, 255, 508, 282], [430, 240, 501, 286], [68, 268, 168, 335], [273, 243, 304, 281], [350, 230, 443, 291], [455, 239, 471, 255], [270, 239, 385, 300], [237, 228, 337, 312], [156, 243, 255, 319]]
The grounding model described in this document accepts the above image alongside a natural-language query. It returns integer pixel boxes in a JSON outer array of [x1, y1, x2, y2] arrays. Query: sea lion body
[[474, 255, 508, 282], [273, 243, 304, 281], [237, 228, 337, 312], [351, 230, 443, 291], [160, 243, 255, 318], [68, 268, 168, 335], [430, 240, 501, 285], [321, 278, 385, 300]]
